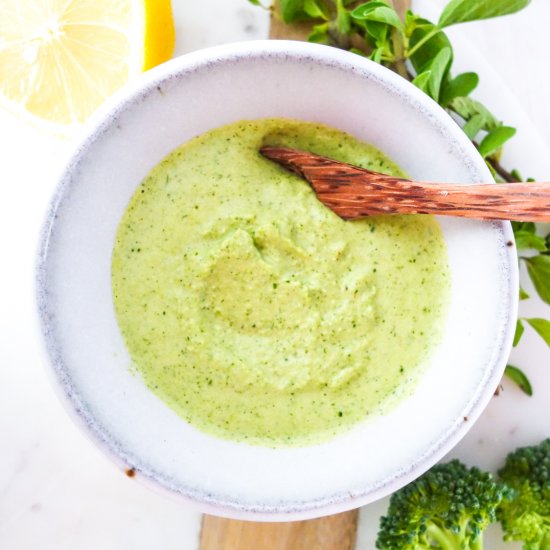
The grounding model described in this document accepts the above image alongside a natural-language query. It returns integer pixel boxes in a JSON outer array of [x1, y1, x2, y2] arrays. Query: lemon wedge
[[0, 0, 175, 134]]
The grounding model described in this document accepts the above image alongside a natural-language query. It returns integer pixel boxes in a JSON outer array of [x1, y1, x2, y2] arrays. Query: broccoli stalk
[[376, 460, 513, 550], [497, 438, 550, 550], [424, 522, 483, 550]]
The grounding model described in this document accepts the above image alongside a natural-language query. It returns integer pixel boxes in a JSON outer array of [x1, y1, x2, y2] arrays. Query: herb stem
[[469, 139, 517, 182], [390, 29, 410, 80], [328, 0, 351, 49], [487, 156, 518, 183]]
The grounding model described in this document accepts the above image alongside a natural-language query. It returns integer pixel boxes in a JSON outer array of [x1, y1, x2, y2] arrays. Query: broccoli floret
[[497, 438, 550, 549], [376, 459, 513, 550]]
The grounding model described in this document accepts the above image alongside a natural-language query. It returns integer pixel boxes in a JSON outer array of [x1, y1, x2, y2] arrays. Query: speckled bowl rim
[[36, 40, 518, 521]]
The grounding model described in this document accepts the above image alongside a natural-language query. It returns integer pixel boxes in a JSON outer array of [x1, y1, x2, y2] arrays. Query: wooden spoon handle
[[200, 511, 359, 550], [317, 179, 550, 222], [260, 147, 550, 222]]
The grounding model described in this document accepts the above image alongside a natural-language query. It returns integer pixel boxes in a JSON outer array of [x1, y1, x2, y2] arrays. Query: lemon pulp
[[0, 0, 174, 132]]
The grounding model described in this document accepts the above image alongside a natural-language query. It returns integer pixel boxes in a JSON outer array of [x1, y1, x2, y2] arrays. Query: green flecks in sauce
[[112, 119, 450, 447]]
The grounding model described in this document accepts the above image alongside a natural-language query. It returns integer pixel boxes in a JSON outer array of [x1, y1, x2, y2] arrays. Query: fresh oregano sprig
[[249, 0, 550, 394], [264, 0, 528, 180]]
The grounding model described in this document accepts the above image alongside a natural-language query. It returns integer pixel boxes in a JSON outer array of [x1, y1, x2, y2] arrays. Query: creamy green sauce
[[112, 119, 450, 446]]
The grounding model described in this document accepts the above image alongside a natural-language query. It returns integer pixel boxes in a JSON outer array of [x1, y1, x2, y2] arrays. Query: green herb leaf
[[364, 20, 389, 42], [280, 0, 310, 22], [511, 168, 523, 181], [462, 114, 485, 140], [350, 1, 386, 14], [351, 3, 403, 29], [513, 319, 524, 347], [438, 0, 531, 28], [440, 72, 479, 106], [449, 96, 500, 131], [513, 221, 536, 234], [505, 365, 533, 396], [247, 0, 261, 5], [408, 20, 452, 74], [412, 70, 431, 93], [478, 126, 516, 158], [519, 287, 530, 300], [526, 318, 550, 347], [427, 47, 452, 101], [308, 22, 330, 43], [526, 255, 550, 305], [514, 231, 548, 251], [351, 2, 392, 17], [369, 47, 384, 63], [336, 1, 352, 35], [304, 0, 328, 20], [404, 9, 419, 33]]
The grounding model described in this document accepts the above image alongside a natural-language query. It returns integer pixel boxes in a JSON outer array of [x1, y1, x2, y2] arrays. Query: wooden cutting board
[[200, 2, 410, 548], [200, 511, 359, 550]]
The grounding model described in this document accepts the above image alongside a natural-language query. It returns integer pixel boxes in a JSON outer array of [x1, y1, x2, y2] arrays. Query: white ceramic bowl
[[37, 40, 518, 521]]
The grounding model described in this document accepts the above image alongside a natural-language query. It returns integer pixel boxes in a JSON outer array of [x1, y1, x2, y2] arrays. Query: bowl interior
[[38, 41, 517, 520]]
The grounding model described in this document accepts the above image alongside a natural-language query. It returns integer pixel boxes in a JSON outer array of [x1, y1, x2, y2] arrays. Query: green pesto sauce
[[112, 119, 450, 447]]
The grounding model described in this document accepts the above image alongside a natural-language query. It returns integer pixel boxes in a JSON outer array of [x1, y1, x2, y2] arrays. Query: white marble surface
[[1, 1, 550, 549]]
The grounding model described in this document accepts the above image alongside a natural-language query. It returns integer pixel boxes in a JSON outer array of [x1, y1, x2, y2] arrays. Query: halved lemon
[[0, 0, 175, 135]]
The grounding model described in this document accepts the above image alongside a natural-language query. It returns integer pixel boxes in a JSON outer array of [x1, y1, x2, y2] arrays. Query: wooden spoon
[[260, 146, 550, 222]]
